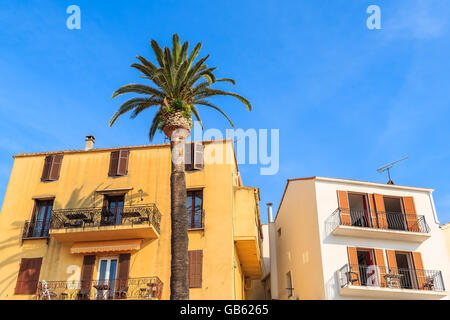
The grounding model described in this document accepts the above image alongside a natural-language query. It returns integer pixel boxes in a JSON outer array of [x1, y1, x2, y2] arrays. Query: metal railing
[[326, 208, 430, 233], [36, 277, 163, 300], [22, 220, 50, 242], [49, 204, 161, 234], [338, 264, 445, 292]]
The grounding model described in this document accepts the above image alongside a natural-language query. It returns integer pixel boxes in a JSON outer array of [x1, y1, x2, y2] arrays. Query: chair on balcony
[[345, 271, 359, 285], [422, 277, 435, 290]]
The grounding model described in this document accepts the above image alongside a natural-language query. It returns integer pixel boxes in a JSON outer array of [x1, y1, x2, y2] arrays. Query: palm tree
[[109, 34, 252, 300]]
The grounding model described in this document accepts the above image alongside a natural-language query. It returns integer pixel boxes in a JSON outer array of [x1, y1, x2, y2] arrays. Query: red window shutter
[[337, 191, 350, 226], [108, 151, 120, 176], [403, 197, 419, 232], [188, 250, 203, 288], [15, 258, 42, 295], [185, 143, 194, 171], [347, 247, 360, 286], [48, 154, 63, 181], [41, 156, 53, 181], [117, 253, 131, 296], [117, 150, 129, 176], [193, 142, 204, 170]]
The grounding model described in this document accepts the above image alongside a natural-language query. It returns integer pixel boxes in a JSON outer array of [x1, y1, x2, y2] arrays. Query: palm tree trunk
[[169, 128, 190, 300]]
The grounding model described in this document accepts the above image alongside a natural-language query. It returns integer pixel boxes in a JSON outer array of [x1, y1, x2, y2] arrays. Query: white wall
[[314, 179, 450, 300]]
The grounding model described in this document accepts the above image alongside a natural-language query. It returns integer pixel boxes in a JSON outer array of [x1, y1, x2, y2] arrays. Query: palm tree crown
[[109, 34, 252, 139]]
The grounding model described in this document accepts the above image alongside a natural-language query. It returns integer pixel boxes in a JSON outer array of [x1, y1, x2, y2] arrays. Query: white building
[[271, 176, 450, 300]]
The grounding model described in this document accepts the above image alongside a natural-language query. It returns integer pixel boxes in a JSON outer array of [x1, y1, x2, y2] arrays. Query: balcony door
[[187, 190, 203, 229], [348, 193, 370, 227], [102, 195, 124, 226], [357, 249, 377, 286], [383, 197, 407, 231], [395, 252, 416, 289], [31, 200, 53, 238], [96, 257, 118, 299]]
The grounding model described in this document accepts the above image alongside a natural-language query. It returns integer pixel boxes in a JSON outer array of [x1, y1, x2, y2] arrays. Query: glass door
[[187, 190, 203, 229], [32, 200, 53, 237], [103, 196, 124, 226], [97, 257, 118, 299]]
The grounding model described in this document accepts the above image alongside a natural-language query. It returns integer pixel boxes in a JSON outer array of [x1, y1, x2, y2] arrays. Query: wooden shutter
[[374, 194, 388, 229], [338, 191, 350, 226], [41, 156, 53, 181], [386, 250, 397, 273], [374, 249, 387, 287], [15, 257, 42, 295], [116, 253, 131, 298], [48, 154, 63, 181], [79, 255, 96, 299], [368, 194, 378, 228], [188, 250, 203, 288], [412, 252, 425, 290], [193, 142, 204, 170], [108, 151, 120, 176], [117, 150, 129, 176], [185, 143, 193, 171], [347, 247, 360, 286], [403, 197, 419, 232]]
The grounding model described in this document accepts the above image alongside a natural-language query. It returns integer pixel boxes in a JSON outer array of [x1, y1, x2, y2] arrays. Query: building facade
[[0, 138, 263, 300], [272, 176, 449, 300], [441, 223, 450, 260]]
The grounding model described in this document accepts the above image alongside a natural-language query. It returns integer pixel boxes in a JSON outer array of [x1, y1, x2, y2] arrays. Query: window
[[185, 142, 204, 171], [286, 271, 293, 297], [30, 199, 54, 238], [15, 258, 43, 295], [108, 150, 129, 177], [383, 197, 407, 231], [188, 250, 203, 288], [187, 190, 203, 229], [101, 195, 125, 226], [348, 193, 371, 227], [97, 257, 118, 299], [41, 154, 63, 182]]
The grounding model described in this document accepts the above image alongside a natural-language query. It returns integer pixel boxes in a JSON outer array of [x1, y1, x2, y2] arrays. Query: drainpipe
[[267, 203, 279, 299]]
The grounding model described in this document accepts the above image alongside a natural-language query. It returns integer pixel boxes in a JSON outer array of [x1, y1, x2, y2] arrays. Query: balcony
[[35, 277, 163, 300], [21, 220, 50, 244], [48, 204, 161, 243], [338, 264, 446, 299], [326, 208, 431, 242]]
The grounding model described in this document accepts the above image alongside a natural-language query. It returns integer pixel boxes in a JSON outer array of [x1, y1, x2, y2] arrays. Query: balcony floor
[[333, 225, 431, 242], [49, 224, 159, 243], [340, 285, 447, 300]]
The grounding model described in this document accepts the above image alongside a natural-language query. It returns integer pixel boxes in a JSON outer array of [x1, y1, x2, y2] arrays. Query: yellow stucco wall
[[0, 140, 262, 300]]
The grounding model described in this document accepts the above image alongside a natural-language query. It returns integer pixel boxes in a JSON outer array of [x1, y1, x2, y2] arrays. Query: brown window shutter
[[403, 197, 419, 232], [79, 255, 96, 299], [117, 253, 131, 297], [374, 194, 388, 229], [185, 143, 193, 171], [412, 252, 425, 290], [48, 154, 63, 181], [368, 194, 378, 228], [374, 249, 387, 287], [188, 250, 203, 288], [41, 156, 53, 181], [108, 151, 120, 176], [15, 257, 42, 295], [337, 191, 350, 226], [117, 150, 129, 176], [193, 142, 204, 170], [347, 247, 360, 286]]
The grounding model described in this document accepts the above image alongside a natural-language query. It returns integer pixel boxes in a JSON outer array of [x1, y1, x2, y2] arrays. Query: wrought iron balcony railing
[[49, 204, 161, 234], [326, 208, 430, 234], [36, 277, 163, 300], [338, 264, 445, 292]]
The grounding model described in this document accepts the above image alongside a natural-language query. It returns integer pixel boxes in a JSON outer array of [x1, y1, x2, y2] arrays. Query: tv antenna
[[377, 156, 409, 185]]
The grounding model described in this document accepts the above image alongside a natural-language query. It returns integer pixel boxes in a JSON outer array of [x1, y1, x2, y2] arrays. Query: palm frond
[[190, 105, 204, 129], [112, 84, 165, 99], [195, 88, 252, 111], [193, 99, 235, 127], [109, 97, 160, 126], [150, 39, 165, 67], [148, 110, 163, 141]]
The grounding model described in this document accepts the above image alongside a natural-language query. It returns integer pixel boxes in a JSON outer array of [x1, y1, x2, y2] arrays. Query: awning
[[70, 239, 142, 254]]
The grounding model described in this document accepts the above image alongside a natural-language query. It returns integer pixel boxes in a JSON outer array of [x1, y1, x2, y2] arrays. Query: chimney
[[267, 202, 274, 223], [85, 135, 95, 151]]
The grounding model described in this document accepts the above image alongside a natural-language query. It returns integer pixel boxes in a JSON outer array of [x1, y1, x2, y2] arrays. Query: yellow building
[[0, 137, 263, 300]]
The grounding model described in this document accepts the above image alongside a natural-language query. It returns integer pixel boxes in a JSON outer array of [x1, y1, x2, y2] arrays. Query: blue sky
[[0, 0, 449, 224]]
